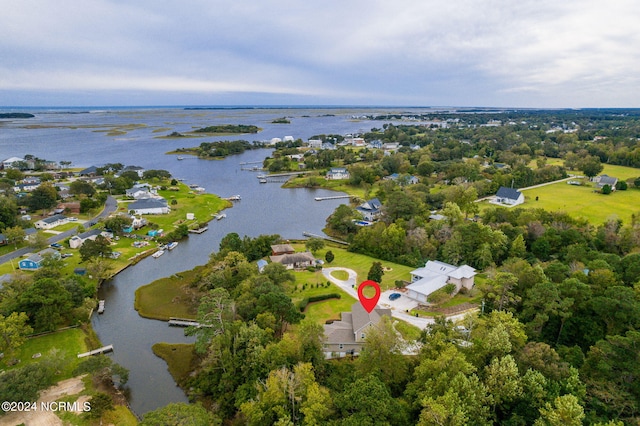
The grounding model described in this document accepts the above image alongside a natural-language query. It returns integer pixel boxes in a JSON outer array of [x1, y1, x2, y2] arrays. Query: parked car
[[50, 243, 63, 249], [389, 293, 401, 301]]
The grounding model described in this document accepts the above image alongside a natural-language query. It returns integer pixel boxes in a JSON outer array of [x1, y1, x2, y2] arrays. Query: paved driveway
[[322, 267, 434, 329]]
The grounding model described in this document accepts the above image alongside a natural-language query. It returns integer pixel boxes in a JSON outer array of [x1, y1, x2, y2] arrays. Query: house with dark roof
[[34, 214, 68, 230], [594, 174, 618, 191], [323, 302, 391, 358], [269, 251, 315, 269], [495, 186, 525, 206], [128, 198, 169, 215], [69, 229, 104, 249], [406, 260, 476, 303], [78, 166, 99, 176], [356, 198, 383, 221], [122, 165, 145, 178]]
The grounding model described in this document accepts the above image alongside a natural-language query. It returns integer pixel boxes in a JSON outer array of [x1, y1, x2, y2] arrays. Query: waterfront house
[[19, 248, 61, 270], [2, 157, 26, 169], [269, 251, 315, 269], [271, 244, 295, 255], [69, 229, 103, 249], [326, 167, 350, 180], [122, 165, 145, 178], [78, 166, 99, 177], [356, 198, 383, 221], [323, 302, 391, 358], [307, 139, 323, 149], [128, 198, 169, 215], [406, 260, 476, 303], [495, 187, 525, 206], [34, 214, 68, 230]]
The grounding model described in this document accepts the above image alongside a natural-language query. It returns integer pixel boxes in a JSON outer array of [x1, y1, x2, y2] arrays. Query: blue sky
[[1, 0, 639, 107]]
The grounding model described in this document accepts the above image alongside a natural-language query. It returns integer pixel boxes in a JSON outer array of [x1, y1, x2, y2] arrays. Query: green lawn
[[481, 163, 640, 226], [2, 328, 88, 378]]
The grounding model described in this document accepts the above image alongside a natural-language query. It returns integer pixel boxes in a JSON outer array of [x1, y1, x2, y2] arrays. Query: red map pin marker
[[358, 280, 381, 313]]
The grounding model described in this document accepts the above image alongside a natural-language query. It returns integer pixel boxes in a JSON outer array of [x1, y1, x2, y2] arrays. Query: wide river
[[0, 106, 430, 415]]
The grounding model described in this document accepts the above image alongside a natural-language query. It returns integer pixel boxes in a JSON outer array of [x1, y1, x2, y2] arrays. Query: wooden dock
[[168, 317, 201, 327], [189, 226, 208, 234], [256, 171, 307, 180], [78, 344, 113, 358], [240, 161, 263, 165], [303, 231, 349, 245], [315, 195, 351, 201]]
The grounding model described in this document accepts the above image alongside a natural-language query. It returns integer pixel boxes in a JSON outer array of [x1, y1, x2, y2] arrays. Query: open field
[[483, 164, 640, 225], [2, 327, 88, 378]]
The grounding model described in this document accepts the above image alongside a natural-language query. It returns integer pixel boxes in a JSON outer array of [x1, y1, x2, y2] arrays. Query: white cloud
[[1, 0, 640, 106]]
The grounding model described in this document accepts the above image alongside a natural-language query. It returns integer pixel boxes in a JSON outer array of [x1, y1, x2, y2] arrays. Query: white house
[[34, 214, 69, 230], [69, 229, 104, 249], [323, 302, 391, 358], [307, 139, 323, 149], [495, 187, 525, 206], [128, 198, 169, 215], [356, 198, 383, 221], [2, 157, 25, 169], [326, 167, 350, 180], [406, 260, 476, 303], [594, 174, 618, 190]]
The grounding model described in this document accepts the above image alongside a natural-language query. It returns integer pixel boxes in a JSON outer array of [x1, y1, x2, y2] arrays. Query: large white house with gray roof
[[128, 198, 169, 215], [406, 260, 476, 304]]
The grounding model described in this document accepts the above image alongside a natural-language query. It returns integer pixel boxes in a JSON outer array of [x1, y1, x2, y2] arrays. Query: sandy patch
[[0, 375, 87, 426]]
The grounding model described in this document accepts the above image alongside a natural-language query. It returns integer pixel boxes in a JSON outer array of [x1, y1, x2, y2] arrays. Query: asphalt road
[[0, 195, 117, 266]]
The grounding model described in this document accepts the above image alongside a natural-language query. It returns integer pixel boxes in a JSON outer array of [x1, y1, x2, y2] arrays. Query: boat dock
[[189, 226, 208, 234], [239, 161, 263, 165], [78, 344, 114, 358], [168, 317, 201, 327], [223, 195, 241, 201], [302, 231, 349, 245], [256, 171, 307, 182], [315, 195, 351, 201]]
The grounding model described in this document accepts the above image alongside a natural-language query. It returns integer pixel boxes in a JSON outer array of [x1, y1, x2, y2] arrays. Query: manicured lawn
[[302, 296, 356, 324], [135, 267, 204, 320], [330, 270, 349, 281], [520, 179, 640, 225], [3, 328, 88, 378]]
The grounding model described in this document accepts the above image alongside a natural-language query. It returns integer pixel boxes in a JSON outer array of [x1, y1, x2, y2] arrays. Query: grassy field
[[135, 266, 204, 320], [482, 164, 640, 225], [1, 327, 88, 377]]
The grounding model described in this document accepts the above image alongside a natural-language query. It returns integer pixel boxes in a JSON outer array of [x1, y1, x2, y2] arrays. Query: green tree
[[103, 215, 133, 235], [479, 272, 521, 312], [601, 184, 612, 194], [325, 250, 334, 264], [335, 374, 408, 425], [79, 235, 113, 262], [4, 225, 25, 249], [69, 180, 96, 197], [186, 287, 234, 354], [579, 156, 604, 178], [141, 402, 220, 426], [26, 183, 58, 213], [534, 394, 585, 426], [367, 261, 385, 283], [17, 278, 73, 331], [0, 312, 33, 358], [305, 237, 325, 254]]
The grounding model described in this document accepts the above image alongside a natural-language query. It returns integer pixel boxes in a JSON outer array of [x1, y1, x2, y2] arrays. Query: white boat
[[216, 213, 227, 220], [97, 300, 105, 314], [177, 156, 184, 160], [167, 242, 178, 250], [152, 250, 165, 258]]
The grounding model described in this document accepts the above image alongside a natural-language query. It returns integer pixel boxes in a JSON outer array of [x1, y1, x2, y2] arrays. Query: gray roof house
[[595, 174, 618, 190], [495, 186, 525, 206], [323, 302, 391, 358], [128, 198, 169, 215], [326, 167, 350, 180], [356, 198, 383, 221], [69, 229, 104, 249], [34, 214, 68, 230], [269, 251, 315, 269], [406, 260, 476, 304]]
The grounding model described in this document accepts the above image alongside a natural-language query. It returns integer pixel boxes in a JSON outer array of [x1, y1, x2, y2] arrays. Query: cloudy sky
[[1, 0, 639, 107]]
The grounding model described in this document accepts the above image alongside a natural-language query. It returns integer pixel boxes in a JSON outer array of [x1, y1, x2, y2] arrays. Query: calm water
[[1, 107, 418, 415]]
